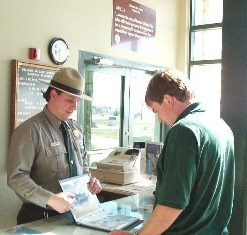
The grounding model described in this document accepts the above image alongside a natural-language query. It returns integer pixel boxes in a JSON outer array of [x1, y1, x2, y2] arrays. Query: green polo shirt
[[154, 102, 235, 235]]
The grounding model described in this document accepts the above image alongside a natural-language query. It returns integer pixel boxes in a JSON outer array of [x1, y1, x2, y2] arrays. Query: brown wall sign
[[112, 0, 156, 52]]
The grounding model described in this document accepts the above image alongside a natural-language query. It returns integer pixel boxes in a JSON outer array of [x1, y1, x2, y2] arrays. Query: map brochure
[[59, 174, 142, 232]]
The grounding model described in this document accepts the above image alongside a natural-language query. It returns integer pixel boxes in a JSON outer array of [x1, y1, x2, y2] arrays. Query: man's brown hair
[[42, 87, 62, 102], [145, 68, 195, 105]]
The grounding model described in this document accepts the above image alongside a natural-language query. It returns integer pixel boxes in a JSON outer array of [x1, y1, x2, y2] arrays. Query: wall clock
[[48, 38, 69, 65]]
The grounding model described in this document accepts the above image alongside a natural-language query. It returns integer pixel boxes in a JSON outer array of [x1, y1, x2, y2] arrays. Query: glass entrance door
[[84, 71, 122, 150], [129, 70, 155, 146]]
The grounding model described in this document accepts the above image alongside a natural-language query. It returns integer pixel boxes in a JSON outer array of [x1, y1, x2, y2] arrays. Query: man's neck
[[175, 99, 193, 117]]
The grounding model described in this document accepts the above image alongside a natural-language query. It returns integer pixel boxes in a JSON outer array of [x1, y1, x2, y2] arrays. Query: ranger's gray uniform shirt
[[7, 106, 89, 208]]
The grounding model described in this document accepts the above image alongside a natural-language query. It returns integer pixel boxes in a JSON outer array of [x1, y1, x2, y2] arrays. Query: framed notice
[[10, 60, 61, 133], [112, 0, 156, 52]]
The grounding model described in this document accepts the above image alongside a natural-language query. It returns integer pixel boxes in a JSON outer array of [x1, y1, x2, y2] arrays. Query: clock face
[[48, 38, 69, 65]]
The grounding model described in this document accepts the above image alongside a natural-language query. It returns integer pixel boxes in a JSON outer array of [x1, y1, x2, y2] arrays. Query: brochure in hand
[[59, 174, 142, 232]]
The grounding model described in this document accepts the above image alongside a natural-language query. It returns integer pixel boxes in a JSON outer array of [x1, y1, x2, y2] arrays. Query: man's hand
[[88, 177, 102, 194], [108, 230, 133, 235], [47, 191, 75, 213]]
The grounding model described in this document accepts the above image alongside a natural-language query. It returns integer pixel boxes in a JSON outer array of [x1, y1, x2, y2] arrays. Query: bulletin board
[[11, 60, 62, 133]]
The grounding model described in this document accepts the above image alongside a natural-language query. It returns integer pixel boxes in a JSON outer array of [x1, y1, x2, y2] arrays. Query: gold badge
[[72, 130, 79, 137]]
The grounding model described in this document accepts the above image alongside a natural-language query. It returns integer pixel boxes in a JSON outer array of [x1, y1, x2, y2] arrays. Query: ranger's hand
[[88, 177, 102, 194], [47, 191, 75, 213]]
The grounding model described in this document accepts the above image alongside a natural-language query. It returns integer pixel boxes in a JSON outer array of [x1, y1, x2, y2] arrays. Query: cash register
[[90, 147, 141, 185]]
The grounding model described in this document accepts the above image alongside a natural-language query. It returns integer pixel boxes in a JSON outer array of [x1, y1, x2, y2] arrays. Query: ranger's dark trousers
[[17, 203, 60, 225]]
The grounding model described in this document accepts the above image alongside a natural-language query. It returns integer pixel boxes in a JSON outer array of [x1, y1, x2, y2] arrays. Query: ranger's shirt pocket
[[45, 145, 67, 155], [73, 139, 86, 156], [44, 145, 68, 172]]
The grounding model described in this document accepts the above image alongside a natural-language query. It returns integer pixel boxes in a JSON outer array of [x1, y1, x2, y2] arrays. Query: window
[[78, 51, 163, 152], [85, 71, 122, 150], [192, 0, 222, 25], [190, 64, 221, 114], [129, 70, 156, 147], [189, 0, 223, 116]]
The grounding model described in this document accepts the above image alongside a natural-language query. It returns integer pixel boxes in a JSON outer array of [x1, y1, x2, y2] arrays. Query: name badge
[[51, 142, 60, 147]]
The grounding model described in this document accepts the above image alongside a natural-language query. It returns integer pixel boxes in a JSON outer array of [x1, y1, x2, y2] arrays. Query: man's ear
[[50, 89, 57, 99], [164, 95, 174, 106]]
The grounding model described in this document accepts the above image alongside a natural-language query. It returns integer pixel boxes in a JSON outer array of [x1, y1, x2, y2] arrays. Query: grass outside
[[91, 120, 154, 139]]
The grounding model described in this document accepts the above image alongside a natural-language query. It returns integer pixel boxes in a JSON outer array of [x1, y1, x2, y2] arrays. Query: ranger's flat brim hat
[[39, 67, 92, 101]]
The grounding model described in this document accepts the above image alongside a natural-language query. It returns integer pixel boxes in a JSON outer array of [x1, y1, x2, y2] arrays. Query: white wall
[[0, 0, 189, 229]]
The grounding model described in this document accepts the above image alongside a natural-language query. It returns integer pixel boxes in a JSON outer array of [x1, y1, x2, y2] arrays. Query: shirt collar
[[43, 105, 61, 130], [174, 102, 205, 124]]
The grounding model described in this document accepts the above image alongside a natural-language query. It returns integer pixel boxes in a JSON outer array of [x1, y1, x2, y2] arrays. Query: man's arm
[[7, 122, 59, 208], [137, 204, 182, 234], [109, 204, 182, 235], [7, 124, 51, 207]]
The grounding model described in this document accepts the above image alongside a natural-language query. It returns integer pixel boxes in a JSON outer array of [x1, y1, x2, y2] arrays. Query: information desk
[[0, 191, 154, 235], [99, 177, 156, 202]]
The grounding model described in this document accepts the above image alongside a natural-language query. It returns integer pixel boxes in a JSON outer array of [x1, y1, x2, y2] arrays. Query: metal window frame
[[189, 0, 222, 74]]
